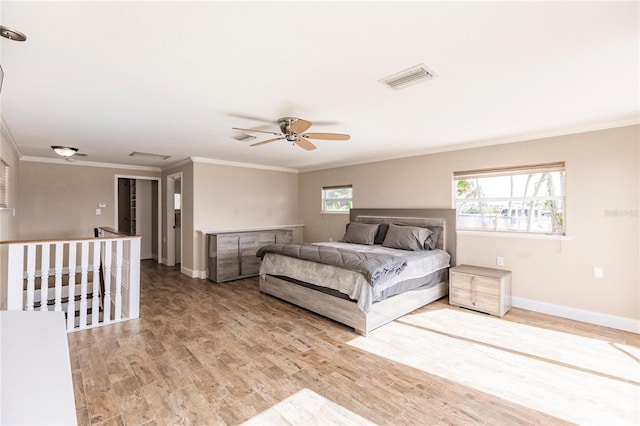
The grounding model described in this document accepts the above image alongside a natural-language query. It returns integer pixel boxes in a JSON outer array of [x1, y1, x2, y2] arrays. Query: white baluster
[[39, 244, 50, 311], [102, 240, 112, 323], [25, 244, 36, 311], [79, 241, 89, 329], [91, 240, 101, 326], [114, 239, 123, 321], [67, 242, 77, 331], [6, 244, 26, 310], [54, 243, 63, 311], [128, 237, 141, 320]]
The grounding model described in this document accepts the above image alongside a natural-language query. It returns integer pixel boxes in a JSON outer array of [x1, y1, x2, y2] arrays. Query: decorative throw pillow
[[424, 226, 442, 250], [374, 223, 390, 245], [382, 223, 432, 251], [342, 223, 379, 245]]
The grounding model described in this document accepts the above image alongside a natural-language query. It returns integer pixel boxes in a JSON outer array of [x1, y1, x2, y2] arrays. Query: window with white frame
[[0, 159, 9, 208], [322, 185, 353, 213], [454, 162, 565, 235]]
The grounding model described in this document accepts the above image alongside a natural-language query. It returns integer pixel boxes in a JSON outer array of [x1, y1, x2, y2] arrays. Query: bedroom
[[0, 1, 638, 425]]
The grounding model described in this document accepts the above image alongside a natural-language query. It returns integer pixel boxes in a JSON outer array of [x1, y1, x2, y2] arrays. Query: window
[[322, 185, 353, 213], [0, 159, 9, 208], [454, 162, 565, 235]]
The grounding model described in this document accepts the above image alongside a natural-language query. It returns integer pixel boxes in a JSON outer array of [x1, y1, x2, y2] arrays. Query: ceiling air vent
[[129, 151, 171, 160], [231, 133, 256, 142], [379, 63, 437, 90]]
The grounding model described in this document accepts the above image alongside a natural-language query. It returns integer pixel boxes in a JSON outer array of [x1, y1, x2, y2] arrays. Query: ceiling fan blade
[[226, 112, 277, 123], [303, 132, 350, 140], [232, 127, 281, 136], [289, 119, 312, 134], [295, 138, 317, 151], [250, 137, 284, 147]]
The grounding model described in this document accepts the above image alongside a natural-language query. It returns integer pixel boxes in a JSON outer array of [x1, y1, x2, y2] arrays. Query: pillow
[[383, 223, 432, 251], [342, 222, 379, 245], [424, 226, 442, 250], [374, 223, 390, 245]]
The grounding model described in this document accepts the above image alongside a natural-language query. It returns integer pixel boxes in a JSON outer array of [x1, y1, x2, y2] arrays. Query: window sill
[[457, 230, 572, 241], [320, 211, 350, 215]]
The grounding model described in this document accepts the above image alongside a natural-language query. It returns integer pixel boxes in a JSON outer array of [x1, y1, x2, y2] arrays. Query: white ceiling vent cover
[[231, 133, 256, 142], [129, 151, 171, 160], [380, 63, 437, 90]]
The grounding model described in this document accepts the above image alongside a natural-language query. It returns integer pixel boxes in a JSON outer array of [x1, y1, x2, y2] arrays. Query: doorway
[[166, 172, 182, 267], [114, 175, 162, 262]]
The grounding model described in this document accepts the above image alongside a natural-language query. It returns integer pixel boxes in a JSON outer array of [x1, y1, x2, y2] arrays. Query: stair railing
[[1, 233, 141, 332]]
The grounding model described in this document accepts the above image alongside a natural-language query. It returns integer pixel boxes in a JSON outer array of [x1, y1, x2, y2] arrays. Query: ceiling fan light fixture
[[380, 63, 437, 90], [51, 146, 78, 157]]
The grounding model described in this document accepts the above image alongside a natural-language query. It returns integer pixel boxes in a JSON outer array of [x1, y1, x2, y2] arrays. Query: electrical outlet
[[496, 256, 504, 267], [594, 267, 604, 279], [329, 237, 334, 242]]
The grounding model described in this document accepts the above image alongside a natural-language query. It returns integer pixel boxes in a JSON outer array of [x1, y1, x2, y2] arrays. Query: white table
[[1, 311, 77, 425]]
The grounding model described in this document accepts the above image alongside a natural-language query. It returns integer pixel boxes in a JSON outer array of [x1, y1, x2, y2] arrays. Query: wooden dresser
[[449, 264, 512, 317], [207, 229, 292, 283]]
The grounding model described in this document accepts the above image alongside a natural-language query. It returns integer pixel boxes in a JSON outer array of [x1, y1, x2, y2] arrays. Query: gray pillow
[[424, 226, 442, 250], [383, 223, 433, 251], [342, 223, 379, 245]]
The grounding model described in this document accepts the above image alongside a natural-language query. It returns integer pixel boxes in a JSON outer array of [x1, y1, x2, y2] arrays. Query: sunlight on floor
[[241, 388, 376, 426], [348, 308, 640, 426]]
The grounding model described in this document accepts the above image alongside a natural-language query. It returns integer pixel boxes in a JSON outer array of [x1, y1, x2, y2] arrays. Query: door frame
[[166, 172, 182, 267], [114, 174, 162, 263]]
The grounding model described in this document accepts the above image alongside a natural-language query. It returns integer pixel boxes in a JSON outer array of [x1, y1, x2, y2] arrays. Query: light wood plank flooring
[[69, 260, 640, 425]]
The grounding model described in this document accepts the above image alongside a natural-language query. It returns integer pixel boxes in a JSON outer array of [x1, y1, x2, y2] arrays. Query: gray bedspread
[[256, 243, 407, 286]]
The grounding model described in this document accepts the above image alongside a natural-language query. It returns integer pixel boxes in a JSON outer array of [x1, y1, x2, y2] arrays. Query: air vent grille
[[129, 151, 171, 160], [380, 63, 436, 90], [231, 133, 256, 142]]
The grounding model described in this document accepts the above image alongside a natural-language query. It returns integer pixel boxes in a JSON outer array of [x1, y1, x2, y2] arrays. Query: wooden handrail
[[0, 234, 141, 245]]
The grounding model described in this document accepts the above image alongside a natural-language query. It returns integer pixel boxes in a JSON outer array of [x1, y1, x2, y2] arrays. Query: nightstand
[[449, 264, 512, 317]]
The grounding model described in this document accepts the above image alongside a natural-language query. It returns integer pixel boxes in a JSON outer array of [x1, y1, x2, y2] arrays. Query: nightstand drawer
[[450, 288, 500, 314], [450, 273, 500, 296]]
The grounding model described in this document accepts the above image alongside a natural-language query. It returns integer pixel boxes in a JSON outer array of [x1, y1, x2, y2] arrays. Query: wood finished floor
[[69, 260, 640, 426]]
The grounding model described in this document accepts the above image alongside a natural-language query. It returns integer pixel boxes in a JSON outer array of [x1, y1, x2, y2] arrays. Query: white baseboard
[[180, 266, 206, 279], [511, 296, 640, 334]]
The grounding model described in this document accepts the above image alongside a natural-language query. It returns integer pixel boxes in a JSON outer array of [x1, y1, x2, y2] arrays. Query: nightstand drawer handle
[[471, 276, 477, 305]]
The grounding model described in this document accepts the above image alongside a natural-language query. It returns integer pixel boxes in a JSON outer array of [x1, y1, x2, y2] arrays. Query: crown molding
[[190, 156, 298, 173], [20, 156, 162, 172], [300, 119, 640, 173]]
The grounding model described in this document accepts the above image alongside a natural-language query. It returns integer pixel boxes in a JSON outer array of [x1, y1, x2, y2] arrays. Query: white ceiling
[[1, 1, 638, 171]]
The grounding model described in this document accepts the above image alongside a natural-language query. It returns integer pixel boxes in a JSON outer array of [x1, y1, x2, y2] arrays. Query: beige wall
[[300, 125, 640, 321], [18, 161, 161, 240], [191, 160, 300, 275]]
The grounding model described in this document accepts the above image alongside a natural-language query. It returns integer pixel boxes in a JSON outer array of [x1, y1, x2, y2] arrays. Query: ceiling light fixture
[[51, 146, 78, 158], [0, 26, 27, 42]]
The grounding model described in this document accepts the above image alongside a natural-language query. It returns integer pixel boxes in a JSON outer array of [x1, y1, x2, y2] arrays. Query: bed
[[258, 208, 457, 335]]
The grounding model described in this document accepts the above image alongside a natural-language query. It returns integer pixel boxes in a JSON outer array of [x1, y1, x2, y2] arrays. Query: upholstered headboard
[[350, 208, 457, 266]]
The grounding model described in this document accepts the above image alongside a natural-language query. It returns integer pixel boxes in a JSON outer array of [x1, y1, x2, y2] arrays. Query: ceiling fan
[[232, 117, 350, 151]]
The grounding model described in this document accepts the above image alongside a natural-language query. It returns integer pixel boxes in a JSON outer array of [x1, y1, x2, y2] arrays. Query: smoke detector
[[380, 63, 437, 90]]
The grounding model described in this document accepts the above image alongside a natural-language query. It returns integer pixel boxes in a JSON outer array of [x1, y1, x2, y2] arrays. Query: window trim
[[321, 184, 353, 214], [0, 159, 9, 209], [453, 162, 566, 235]]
